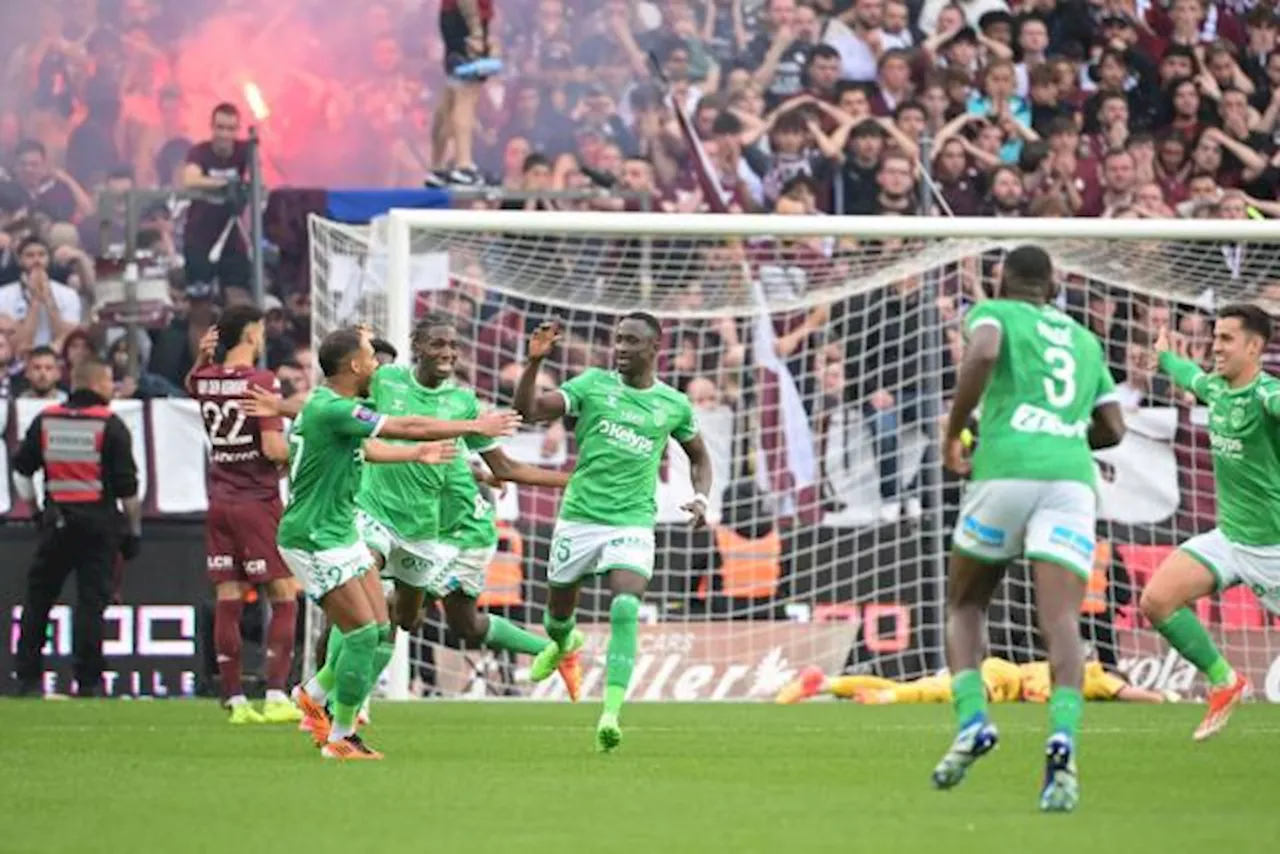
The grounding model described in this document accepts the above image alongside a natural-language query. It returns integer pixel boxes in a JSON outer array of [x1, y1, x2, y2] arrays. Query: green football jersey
[[965, 299, 1117, 487], [1159, 351, 1280, 546], [438, 459, 498, 550], [356, 366, 496, 541], [278, 386, 385, 551], [558, 367, 698, 528]]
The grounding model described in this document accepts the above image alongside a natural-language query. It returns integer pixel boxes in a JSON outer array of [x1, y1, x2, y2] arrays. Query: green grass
[[4, 701, 1279, 853]]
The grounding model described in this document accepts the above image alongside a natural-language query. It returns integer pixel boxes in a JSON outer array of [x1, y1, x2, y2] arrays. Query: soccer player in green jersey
[[514, 314, 714, 752], [1139, 304, 1280, 741], [937, 246, 1126, 812], [275, 327, 518, 760], [355, 313, 580, 693]]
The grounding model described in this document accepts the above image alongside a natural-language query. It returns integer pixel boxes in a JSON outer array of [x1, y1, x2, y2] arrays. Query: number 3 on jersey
[[1042, 346, 1077, 409]]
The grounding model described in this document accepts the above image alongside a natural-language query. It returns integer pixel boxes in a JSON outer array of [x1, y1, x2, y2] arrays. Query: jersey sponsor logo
[[595, 418, 656, 455], [1208, 431, 1244, 459], [207, 555, 234, 570], [353, 406, 380, 425], [244, 559, 267, 577], [1048, 526, 1094, 561], [1009, 403, 1089, 439], [961, 515, 1006, 547], [613, 407, 647, 426]]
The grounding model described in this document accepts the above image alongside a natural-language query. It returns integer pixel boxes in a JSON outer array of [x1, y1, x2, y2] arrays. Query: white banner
[[1095, 407, 1180, 525], [0, 402, 1194, 523]]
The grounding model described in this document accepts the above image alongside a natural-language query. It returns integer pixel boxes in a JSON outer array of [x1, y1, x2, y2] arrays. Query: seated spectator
[[16, 345, 66, 401], [106, 331, 183, 399], [0, 236, 82, 355]]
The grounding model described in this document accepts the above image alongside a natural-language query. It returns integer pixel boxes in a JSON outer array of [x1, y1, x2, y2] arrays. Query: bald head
[[73, 357, 115, 400]]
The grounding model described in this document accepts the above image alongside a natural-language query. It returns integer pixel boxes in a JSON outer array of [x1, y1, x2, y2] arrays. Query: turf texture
[[4, 700, 1278, 854]]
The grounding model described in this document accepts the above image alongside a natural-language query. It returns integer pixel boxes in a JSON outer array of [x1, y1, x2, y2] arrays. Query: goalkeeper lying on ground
[[776, 659, 1177, 705]]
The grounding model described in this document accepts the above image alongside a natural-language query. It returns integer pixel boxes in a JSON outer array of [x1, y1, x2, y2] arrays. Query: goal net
[[309, 209, 1280, 703]]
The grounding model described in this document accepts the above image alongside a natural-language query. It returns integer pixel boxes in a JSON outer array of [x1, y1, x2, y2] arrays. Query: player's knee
[[610, 593, 640, 626], [1138, 585, 1175, 624]]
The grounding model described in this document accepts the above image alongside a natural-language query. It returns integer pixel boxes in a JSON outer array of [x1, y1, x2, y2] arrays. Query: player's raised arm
[[1153, 326, 1213, 401], [244, 386, 307, 419], [379, 409, 520, 442], [943, 320, 1002, 475], [514, 321, 568, 424], [183, 326, 220, 395], [479, 446, 571, 489]]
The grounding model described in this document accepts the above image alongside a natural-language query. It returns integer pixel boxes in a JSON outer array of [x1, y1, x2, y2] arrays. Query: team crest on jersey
[[1229, 406, 1245, 428], [652, 406, 668, 427]]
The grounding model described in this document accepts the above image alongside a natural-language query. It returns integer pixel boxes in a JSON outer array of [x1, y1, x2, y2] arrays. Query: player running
[[514, 314, 713, 752], [257, 313, 582, 721], [936, 246, 1126, 812], [276, 326, 517, 760], [1139, 304, 1280, 741], [187, 307, 302, 725], [776, 658, 1176, 705]]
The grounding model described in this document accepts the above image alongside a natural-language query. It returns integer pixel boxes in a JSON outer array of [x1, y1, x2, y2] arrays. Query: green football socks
[[544, 612, 577, 648], [1155, 608, 1236, 687], [1049, 686, 1083, 739], [370, 622, 395, 692], [307, 625, 345, 701], [951, 669, 987, 728], [604, 594, 640, 717], [332, 623, 378, 737], [485, 615, 551, 656]]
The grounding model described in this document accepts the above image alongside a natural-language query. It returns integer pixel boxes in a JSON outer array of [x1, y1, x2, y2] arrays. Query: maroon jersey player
[[185, 304, 301, 725]]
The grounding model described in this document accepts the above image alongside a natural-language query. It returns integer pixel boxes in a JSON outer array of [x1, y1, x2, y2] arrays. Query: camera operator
[[181, 102, 251, 300], [10, 357, 142, 697]]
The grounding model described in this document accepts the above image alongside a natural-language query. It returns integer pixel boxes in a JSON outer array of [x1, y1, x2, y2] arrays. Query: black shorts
[[183, 240, 250, 300], [441, 8, 495, 81]]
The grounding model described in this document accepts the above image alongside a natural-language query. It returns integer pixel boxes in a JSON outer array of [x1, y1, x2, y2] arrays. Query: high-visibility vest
[[711, 526, 782, 599], [1081, 540, 1111, 615], [41, 404, 111, 504]]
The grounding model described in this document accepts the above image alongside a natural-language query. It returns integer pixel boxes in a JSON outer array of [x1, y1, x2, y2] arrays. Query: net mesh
[[307, 212, 1280, 702]]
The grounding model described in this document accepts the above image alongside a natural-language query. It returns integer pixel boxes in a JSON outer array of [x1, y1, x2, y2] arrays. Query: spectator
[[873, 152, 919, 214], [983, 164, 1026, 216], [0, 236, 82, 355], [1116, 333, 1175, 408], [746, 0, 813, 106], [16, 345, 66, 401], [105, 331, 183, 399], [180, 103, 250, 300], [2, 140, 93, 224], [276, 359, 311, 399]]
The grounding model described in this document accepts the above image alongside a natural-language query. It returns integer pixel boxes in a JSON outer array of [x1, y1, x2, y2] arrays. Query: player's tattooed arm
[[380, 410, 521, 442], [514, 321, 568, 424], [943, 323, 1001, 475], [479, 446, 571, 489], [679, 434, 713, 529], [363, 439, 458, 465]]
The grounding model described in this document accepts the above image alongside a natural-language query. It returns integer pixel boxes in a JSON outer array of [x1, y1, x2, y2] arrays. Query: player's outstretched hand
[[416, 442, 458, 465], [944, 435, 971, 476], [476, 409, 522, 437], [682, 495, 709, 530], [529, 321, 560, 360], [243, 385, 283, 418]]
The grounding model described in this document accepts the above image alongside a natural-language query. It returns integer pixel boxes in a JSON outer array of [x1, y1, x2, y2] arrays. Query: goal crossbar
[[388, 209, 1280, 242]]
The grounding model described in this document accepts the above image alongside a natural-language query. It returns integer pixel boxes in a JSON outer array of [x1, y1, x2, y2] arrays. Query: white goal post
[[308, 208, 1280, 702]]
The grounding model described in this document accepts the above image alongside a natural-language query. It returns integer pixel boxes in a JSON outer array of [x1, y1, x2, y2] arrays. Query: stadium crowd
[[0, 0, 1275, 527]]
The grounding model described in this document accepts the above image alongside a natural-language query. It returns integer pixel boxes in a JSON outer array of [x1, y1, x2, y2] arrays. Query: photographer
[[181, 103, 251, 300], [10, 357, 142, 697]]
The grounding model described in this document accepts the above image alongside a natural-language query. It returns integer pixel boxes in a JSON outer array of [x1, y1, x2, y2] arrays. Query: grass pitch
[[4, 700, 1278, 854]]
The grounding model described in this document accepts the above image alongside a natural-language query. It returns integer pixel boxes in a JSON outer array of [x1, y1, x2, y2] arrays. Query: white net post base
[[306, 209, 1280, 702]]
